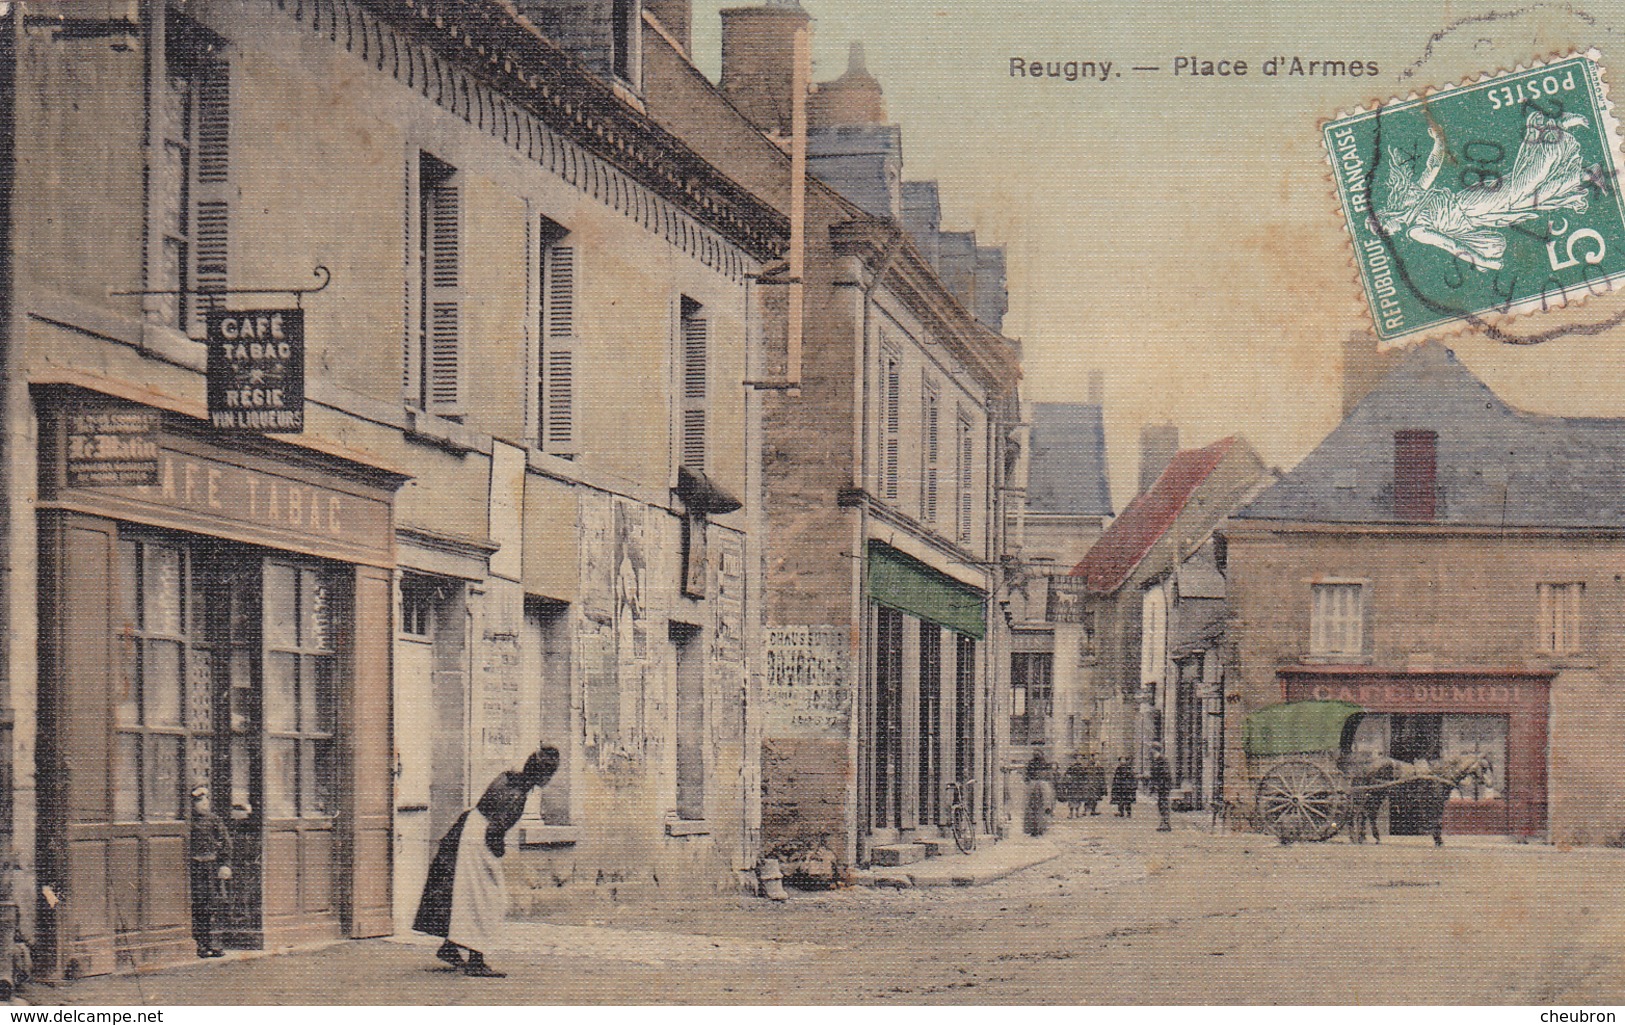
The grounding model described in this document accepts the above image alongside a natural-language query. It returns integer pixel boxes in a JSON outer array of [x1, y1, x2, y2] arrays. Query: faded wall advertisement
[[764, 625, 853, 740]]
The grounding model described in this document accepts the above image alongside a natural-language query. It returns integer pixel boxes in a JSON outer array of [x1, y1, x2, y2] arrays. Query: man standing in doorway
[[187, 786, 232, 959]]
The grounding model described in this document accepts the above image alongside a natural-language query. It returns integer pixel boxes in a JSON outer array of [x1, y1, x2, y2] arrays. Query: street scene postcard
[[4, 0, 1625, 1014]]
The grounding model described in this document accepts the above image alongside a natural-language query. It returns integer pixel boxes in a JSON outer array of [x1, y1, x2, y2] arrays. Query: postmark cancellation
[[1324, 50, 1625, 348]]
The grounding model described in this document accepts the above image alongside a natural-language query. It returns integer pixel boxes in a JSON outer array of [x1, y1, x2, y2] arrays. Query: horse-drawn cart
[[1243, 700, 1364, 842], [1241, 700, 1491, 844]]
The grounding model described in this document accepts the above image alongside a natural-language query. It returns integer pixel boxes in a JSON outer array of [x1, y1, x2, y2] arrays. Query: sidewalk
[[852, 833, 1062, 889]]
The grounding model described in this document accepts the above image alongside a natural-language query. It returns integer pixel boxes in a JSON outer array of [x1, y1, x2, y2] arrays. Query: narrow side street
[[44, 813, 1625, 1005]]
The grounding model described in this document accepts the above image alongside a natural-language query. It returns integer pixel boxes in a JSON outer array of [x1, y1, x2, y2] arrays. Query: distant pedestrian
[[1149, 744, 1174, 832], [1024, 750, 1056, 836], [1058, 757, 1088, 818], [187, 786, 232, 959], [1110, 757, 1137, 817], [415, 748, 559, 977], [1080, 755, 1107, 816]]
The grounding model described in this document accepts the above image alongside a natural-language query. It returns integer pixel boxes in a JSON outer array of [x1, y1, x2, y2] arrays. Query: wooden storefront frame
[[34, 390, 403, 977], [1280, 667, 1552, 839]]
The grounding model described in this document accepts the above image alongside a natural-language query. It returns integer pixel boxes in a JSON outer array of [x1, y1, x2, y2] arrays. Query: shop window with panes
[[262, 562, 338, 820], [115, 540, 193, 823]]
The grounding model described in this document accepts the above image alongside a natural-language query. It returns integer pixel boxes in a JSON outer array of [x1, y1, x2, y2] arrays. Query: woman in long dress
[[1375, 110, 1595, 271], [414, 747, 560, 977]]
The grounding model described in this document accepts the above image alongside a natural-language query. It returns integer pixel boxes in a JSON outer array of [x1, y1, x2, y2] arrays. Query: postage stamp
[[1324, 50, 1625, 347]]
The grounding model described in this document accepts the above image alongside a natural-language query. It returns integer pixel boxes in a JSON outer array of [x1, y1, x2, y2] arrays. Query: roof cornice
[[357, 0, 788, 261], [1222, 518, 1625, 539], [829, 218, 1020, 394]]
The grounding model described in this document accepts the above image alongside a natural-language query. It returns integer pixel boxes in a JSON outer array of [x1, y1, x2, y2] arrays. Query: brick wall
[[1226, 526, 1625, 844]]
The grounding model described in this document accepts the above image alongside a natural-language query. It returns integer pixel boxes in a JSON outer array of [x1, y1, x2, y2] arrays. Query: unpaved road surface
[[43, 813, 1625, 1004]]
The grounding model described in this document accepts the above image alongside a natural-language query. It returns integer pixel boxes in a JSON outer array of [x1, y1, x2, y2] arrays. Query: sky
[[689, 1, 1625, 505]]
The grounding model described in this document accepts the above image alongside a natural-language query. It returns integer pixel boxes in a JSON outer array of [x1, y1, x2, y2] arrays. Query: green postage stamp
[[1324, 51, 1625, 346]]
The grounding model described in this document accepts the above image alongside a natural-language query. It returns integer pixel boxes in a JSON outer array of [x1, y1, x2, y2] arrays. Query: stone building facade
[[1004, 397, 1113, 767], [2, 0, 784, 975], [639, 0, 1023, 872], [1064, 437, 1266, 798], [1226, 344, 1625, 844]]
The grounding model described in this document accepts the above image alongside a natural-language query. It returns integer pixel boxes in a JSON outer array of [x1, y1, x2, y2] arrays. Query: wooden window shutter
[[958, 415, 974, 545], [542, 243, 577, 454], [188, 60, 230, 337], [423, 169, 461, 415], [883, 354, 901, 501], [923, 382, 939, 524], [680, 302, 708, 471]]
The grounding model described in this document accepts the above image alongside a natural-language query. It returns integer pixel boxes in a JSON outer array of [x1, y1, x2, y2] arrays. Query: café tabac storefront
[[1280, 667, 1551, 839], [34, 385, 402, 977]]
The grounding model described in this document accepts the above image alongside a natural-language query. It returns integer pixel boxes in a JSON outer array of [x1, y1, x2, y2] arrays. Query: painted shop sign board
[[207, 308, 306, 432], [1047, 575, 1089, 624], [65, 405, 160, 487]]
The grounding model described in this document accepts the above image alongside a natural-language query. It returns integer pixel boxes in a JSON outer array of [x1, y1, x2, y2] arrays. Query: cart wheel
[[1256, 761, 1349, 843]]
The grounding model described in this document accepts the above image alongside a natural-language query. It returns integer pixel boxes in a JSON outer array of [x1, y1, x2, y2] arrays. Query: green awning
[[866, 541, 986, 640], [1242, 701, 1365, 757]]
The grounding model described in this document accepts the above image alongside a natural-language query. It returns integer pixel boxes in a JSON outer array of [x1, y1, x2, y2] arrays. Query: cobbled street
[[40, 812, 1625, 1005]]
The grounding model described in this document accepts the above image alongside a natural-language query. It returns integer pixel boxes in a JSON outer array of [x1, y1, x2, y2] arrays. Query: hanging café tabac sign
[[206, 308, 306, 433]]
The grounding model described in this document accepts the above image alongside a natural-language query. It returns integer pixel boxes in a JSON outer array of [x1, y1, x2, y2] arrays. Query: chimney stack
[[1393, 429, 1438, 521], [1342, 331, 1402, 417], [1087, 371, 1105, 407], [1138, 423, 1179, 495], [719, 1, 811, 137], [644, 0, 691, 54]]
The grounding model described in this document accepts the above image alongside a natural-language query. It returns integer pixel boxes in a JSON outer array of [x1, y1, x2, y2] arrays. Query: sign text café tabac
[[206, 308, 306, 433]]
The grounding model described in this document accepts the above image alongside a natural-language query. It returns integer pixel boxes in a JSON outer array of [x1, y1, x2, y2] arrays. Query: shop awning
[[1242, 700, 1365, 757], [866, 541, 986, 640]]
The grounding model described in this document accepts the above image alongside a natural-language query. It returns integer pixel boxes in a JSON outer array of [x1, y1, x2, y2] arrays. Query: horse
[[1395, 752, 1494, 847], [1338, 752, 1408, 844]]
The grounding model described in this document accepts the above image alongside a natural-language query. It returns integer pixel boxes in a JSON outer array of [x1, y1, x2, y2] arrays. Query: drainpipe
[[848, 231, 901, 863], [0, 0, 19, 935], [744, 19, 807, 396]]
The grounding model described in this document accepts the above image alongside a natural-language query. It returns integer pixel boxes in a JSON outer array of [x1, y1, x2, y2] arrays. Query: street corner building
[[1001, 397, 1114, 766], [1223, 342, 1625, 845], [0, 0, 789, 976], [631, 3, 1023, 875], [1054, 431, 1267, 805]]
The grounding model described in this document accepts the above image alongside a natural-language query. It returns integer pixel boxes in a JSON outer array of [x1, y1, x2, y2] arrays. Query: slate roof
[[1070, 437, 1238, 594], [1026, 403, 1113, 517], [1236, 342, 1625, 529]]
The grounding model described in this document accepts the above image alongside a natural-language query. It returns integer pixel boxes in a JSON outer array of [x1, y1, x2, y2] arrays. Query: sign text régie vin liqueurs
[[206, 308, 306, 433]]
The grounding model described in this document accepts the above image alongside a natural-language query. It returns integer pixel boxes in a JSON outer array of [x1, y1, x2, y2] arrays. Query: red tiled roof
[[1069, 437, 1237, 594]]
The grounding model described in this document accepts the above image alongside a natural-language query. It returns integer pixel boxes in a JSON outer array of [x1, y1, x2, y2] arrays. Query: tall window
[[672, 623, 704, 820], [153, 16, 229, 335], [262, 562, 339, 820], [921, 379, 940, 524], [679, 297, 708, 471], [917, 627, 942, 824], [1310, 582, 1365, 656], [415, 153, 461, 416], [880, 347, 901, 502], [539, 220, 577, 455], [956, 413, 975, 545], [115, 540, 192, 823], [1538, 582, 1583, 653], [1009, 651, 1053, 746], [611, 0, 639, 84]]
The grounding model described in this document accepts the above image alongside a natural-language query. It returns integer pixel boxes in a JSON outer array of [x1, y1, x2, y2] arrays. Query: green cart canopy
[[1242, 700, 1365, 757]]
